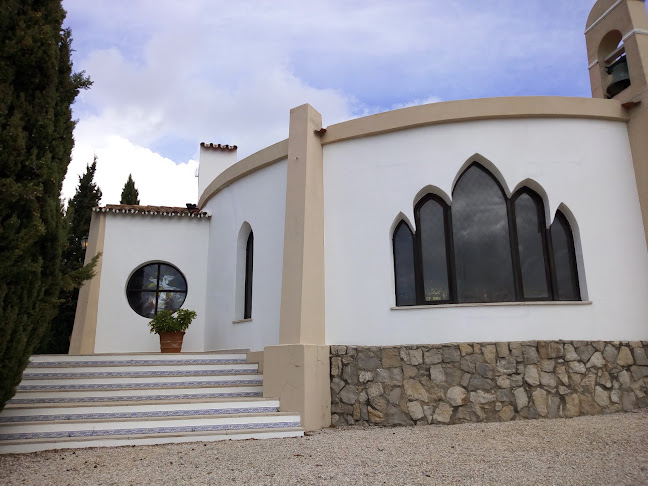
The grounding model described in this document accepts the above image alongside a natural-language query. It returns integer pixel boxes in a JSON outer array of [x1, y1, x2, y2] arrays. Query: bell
[[605, 56, 631, 98]]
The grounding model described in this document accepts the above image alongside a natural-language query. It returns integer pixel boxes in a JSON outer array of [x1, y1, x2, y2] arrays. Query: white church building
[[68, 0, 648, 431]]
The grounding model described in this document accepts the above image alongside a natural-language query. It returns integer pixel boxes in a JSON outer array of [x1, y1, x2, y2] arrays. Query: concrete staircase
[[0, 352, 303, 454]]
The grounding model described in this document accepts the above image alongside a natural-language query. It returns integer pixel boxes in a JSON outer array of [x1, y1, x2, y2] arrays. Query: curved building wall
[[94, 215, 210, 353], [203, 159, 287, 352], [323, 117, 648, 345]]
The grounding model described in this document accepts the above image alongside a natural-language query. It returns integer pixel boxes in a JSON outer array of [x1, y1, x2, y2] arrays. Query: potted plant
[[148, 309, 197, 353]]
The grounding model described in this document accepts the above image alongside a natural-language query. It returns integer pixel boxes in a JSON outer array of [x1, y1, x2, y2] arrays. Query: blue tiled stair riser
[[8, 391, 263, 405], [28, 358, 247, 367], [0, 421, 301, 441], [17, 379, 264, 391], [0, 407, 279, 423], [24, 369, 255, 378]]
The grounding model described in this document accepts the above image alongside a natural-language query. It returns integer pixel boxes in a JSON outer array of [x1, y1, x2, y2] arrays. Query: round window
[[126, 262, 187, 318]]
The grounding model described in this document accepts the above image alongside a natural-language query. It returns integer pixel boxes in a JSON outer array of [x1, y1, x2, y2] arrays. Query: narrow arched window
[[244, 231, 254, 319], [550, 211, 580, 301], [393, 221, 416, 306], [512, 190, 551, 300], [452, 163, 515, 303], [415, 195, 452, 303]]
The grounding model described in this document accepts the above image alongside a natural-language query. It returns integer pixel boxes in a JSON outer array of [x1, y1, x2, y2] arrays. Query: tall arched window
[[452, 163, 515, 303], [235, 222, 253, 320], [244, 231, 254, 319], [392, 221, 416, 306], [415, 195, 452, 304], [512, 190, 552, 300], [550, 211, 580, 301], [391, 160, 582, 306]]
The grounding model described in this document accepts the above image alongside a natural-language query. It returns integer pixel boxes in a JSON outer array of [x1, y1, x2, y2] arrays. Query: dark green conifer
[[120, 174, 140, 205], [37, 158, 102, 354], [0, 1, 91, 409]]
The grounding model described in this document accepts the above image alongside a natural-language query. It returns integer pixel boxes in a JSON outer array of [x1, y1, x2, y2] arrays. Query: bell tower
[[585, 0, 648, 247]]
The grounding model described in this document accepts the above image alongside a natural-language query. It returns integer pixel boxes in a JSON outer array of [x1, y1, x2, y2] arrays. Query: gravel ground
[[2, 411, 647, 486]]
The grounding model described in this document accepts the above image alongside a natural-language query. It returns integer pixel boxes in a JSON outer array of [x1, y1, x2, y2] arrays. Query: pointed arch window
[[392, 221, 417, 307], [549, 211, 580, 301], [452, 164, 515, 303], [392, 162, 582, 306], [512, 190, 552, 300], [415, 195, 453, 303]]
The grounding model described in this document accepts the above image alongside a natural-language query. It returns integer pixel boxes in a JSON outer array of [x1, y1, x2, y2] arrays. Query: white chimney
[[197, 143, 238, 201]]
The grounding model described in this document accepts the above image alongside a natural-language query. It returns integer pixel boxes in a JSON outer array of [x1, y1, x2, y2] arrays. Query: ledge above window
[[391, 301, 592, 310]]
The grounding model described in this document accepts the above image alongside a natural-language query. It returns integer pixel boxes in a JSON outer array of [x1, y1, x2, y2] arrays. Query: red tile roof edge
[[200, 142, 237, 151], [93, 205, 210, 218]]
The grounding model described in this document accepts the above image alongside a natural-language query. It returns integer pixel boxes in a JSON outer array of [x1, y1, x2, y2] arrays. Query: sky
[[60, 1, 608, 207]]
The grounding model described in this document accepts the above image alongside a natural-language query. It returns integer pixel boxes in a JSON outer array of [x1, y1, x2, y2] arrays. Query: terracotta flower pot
[[159, 331, 185, 353]]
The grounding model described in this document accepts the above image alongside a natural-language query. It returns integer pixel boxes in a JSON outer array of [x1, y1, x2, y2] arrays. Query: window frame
[[547, 211, 581, 301], [392, 220, 417, 307], [392, 162, 581, 307], [413, 193, 456, 305], [126, 261, 188, 318], [509, 188, 555, 302]]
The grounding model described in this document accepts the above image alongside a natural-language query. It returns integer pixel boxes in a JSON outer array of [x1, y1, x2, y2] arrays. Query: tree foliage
[[37, 159, 102, 354], [0, 1, 91, 409], [120, 173, 140, 205]]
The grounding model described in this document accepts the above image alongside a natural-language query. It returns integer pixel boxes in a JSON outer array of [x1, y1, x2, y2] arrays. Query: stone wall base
[[330, 341, 648, 427]]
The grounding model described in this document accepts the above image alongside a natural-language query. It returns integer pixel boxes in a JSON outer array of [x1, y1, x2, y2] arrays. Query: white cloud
[[64, 135, 198, 206], [60, 0, 598, 206]]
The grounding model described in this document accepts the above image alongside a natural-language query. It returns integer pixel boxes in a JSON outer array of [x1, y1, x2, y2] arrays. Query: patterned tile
[[23, 369, 256, 379], [8, 392, 263, 405], [17, 379, 264, 391], [28, 359, 247, 367], [0, 407, 279, 423], [0, 422, 301, 441]]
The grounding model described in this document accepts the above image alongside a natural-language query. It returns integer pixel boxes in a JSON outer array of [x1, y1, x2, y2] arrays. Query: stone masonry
[[330, 341, 648, 427]]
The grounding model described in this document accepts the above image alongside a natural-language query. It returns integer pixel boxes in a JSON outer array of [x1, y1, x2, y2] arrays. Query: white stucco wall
[[94, 215, 210, 353], [323, 118, 648, 345], [202, 160, 287, 352]]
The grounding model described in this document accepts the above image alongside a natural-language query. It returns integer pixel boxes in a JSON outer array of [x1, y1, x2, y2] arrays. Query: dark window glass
[[416, 196, 450, 303], [514, 192, 551, 299], [159, 264, 187, 292], [126, 291, 158, 318], [393, 221, 417, 306], [126, 262, 187, 317], [452, 164, 515, 303], [244, 231, 254, 319], [551, 212, 580, 300]]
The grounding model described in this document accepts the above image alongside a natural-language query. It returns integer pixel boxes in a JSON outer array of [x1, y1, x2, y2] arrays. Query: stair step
[[17, 374, 263, 392], [0, 400, 281, 423], [8, 385, 264, 406], [28, 353, 249, 368], [0, 427, 304, 454], [2, 351, 301, 454], [0, 414, 302, 440], [22, 363, 258, 379]]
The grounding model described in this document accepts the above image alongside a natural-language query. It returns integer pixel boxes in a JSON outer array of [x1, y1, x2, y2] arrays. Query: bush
[[148, 309, 197, 334]]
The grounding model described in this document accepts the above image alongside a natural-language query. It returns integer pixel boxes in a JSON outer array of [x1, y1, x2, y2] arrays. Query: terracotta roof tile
[[200, 142, 237, 151], [94, 205, 210, 218]]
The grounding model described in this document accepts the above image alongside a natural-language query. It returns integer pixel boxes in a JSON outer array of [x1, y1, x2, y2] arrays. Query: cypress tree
[[37, 158, 102, 354], [120, 174, 140, 205], [0, 1, 91, 409]]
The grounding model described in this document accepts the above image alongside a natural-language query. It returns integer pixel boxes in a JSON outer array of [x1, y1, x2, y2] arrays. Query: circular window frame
[[125, 261, 188, 318]]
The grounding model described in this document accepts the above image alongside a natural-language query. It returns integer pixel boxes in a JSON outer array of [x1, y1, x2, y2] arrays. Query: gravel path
[[2, 411, 647, 485]]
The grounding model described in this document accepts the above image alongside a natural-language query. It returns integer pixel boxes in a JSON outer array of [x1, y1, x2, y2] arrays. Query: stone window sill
[[232, 318, 253, 324], [391, 301, 592, 310]]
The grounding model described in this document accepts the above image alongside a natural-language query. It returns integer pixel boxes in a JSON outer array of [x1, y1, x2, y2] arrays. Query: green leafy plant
[[148, 309, 197, 334]]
